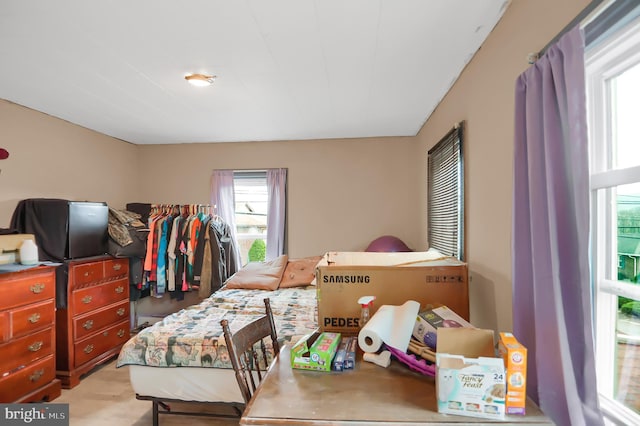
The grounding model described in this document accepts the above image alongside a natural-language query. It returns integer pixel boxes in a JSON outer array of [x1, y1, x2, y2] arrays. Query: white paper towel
[[358, 300, 420, 353]]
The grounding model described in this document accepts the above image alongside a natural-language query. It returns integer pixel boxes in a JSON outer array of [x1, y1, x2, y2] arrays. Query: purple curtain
[[210, 170, 242, 269], [512, 26, 603, 425], [266, 168, 287, 261]]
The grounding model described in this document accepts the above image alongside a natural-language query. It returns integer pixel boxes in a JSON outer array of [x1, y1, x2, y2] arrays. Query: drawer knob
[[82, 296, 93, 304], [28, 313, 41, 323], [84, 344, 94, 354], [83, 320, 94, 330], [117, 329, 125, 338], [30, 283, 45, 294], [115, 286, 124, 294], [84, 271, 90, 277], [113, 263, 122, 271], [29, 369, 44, 382], [116, 308, 125, 316], [28, 341, 43, 352], [103, 330, 109, 337]]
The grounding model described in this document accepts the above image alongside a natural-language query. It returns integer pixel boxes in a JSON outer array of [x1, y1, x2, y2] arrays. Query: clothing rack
[[150, 203, 216, 217], [141, 203, 237, 302]]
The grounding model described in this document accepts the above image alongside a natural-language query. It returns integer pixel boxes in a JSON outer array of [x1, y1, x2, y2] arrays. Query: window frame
[[586, 12, 640, 424], [427, 122, 464, 260], [233, 170, 268, 265]]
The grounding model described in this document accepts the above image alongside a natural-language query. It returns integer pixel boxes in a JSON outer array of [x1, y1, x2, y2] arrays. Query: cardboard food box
[[435, 328, 506, 420], [412, 305, 474, 347], [291, 331, 341, 372], [316, 251, 468, 334], [498, 332, 527, 415]]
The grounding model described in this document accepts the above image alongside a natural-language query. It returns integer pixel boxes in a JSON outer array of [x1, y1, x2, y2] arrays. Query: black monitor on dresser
[[67, 201, 109, 259], [11, 198, 109, 261]]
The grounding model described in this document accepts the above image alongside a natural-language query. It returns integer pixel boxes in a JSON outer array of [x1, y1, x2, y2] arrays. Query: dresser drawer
[[73, 299, 129, 340], [74, 320, 129, 368], [0, 312, 7, 344], [2, 269, 55, 310], [71, 261, 104, 287], [9, 299, 55, 339], [0, 354, 56, 403], [71, 278, 128, 316], [0, 327, 54, 375], [103, 258, 128, 280]]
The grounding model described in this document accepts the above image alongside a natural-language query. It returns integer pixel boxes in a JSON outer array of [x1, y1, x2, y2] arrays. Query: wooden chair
[[220, 298, 280, 405]]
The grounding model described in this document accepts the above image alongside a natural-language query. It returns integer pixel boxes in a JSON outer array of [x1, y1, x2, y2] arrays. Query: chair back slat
[[221, 298, 280, 406]]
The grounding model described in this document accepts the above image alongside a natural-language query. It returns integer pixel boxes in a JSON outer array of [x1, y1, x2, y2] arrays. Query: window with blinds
[[428, 123, 464, 260]]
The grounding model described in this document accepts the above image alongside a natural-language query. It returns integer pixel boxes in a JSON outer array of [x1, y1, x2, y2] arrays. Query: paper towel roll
[[358, 300, 420, 353]]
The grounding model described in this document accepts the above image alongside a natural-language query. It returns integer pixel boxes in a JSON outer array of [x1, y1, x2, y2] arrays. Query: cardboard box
[[435, 328, 506, 420], [498, 332, 527, 415], [332, 336, 357, 371], [412, 305, 474, 347], [316, 251, 468, 334], [291, 331, 341, 372], [332, 339, 348, 371]]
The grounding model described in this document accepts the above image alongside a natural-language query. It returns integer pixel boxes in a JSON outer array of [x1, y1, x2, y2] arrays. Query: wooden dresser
[[0, 265, 62, 402], [56, 256, 130, 389]]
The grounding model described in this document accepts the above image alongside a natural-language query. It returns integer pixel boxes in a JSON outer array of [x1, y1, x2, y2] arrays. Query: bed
[[115, 255, 321, 422]]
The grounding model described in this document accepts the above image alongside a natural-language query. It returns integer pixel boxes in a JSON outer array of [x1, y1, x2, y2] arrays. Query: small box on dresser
[[0, 265, 61, 403], [56, 256, 130, 389]]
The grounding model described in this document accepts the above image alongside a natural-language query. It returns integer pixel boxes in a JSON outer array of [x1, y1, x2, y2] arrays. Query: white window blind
[[428, 123, 464, 260]]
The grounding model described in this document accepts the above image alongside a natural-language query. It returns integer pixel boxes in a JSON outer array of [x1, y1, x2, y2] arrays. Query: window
[[233, 171, 268, 265], [427, 122, 464, 260], [211, 168, 287, 266], [587, 10, 640, 424]]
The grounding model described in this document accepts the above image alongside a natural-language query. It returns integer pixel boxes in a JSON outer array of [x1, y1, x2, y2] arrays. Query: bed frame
[[136, 394, 244, 426]]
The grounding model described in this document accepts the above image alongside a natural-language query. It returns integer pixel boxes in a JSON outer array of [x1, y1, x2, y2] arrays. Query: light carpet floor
[[54, 359, 240, 426]]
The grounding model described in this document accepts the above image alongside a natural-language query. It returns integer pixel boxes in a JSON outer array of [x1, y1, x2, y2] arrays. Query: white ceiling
[[0, 0, 509, 145]]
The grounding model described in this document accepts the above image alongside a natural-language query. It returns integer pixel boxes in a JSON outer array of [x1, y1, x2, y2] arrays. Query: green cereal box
[[291, 331, 341, 372]]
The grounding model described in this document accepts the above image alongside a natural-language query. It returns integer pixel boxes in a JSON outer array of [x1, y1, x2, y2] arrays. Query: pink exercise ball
[[365, 235, 412, 252]]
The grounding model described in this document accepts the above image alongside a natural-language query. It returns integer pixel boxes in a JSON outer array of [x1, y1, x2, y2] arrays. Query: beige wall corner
[[0, 99, 140, 227], [415, 0, 591, 332], [136, 136, 420, 258]]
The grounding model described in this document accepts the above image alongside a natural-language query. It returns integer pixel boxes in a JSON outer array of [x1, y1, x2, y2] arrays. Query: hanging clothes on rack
[[141, 204, 236, 300]]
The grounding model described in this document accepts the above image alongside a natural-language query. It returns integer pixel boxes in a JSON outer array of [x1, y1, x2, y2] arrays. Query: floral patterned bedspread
[[116, 286, 317, 369]]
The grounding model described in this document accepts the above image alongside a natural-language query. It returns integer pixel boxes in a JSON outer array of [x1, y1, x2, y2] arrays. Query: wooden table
[[240, 346, 554, 425]]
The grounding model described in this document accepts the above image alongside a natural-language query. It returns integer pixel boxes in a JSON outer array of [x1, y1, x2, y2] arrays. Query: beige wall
[[137, 137, 420, 258], [0, 0, 593, 331], [415, 0, 591, 332], [0, 100, 139, 226]]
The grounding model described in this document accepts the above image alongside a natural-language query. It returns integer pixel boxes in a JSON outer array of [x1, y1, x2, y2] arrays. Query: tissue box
[[412, 305, 474, 347], [291, 331, 341, 372], [435, 328, 506, 420], [498, 332, 527, 415]]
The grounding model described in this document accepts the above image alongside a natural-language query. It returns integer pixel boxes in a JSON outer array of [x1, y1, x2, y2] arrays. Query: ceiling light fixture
[[185, 73, 216, 87]]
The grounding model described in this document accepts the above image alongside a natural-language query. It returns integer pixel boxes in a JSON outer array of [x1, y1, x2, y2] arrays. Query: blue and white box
[[435, 327, 506, 420]]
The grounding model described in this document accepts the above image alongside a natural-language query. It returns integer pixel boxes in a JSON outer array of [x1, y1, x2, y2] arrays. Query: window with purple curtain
[[210, 170, 242, 271], [212, 168, 287, 266], [512, 26, 603, 425], [266, 168, 287, 261]]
